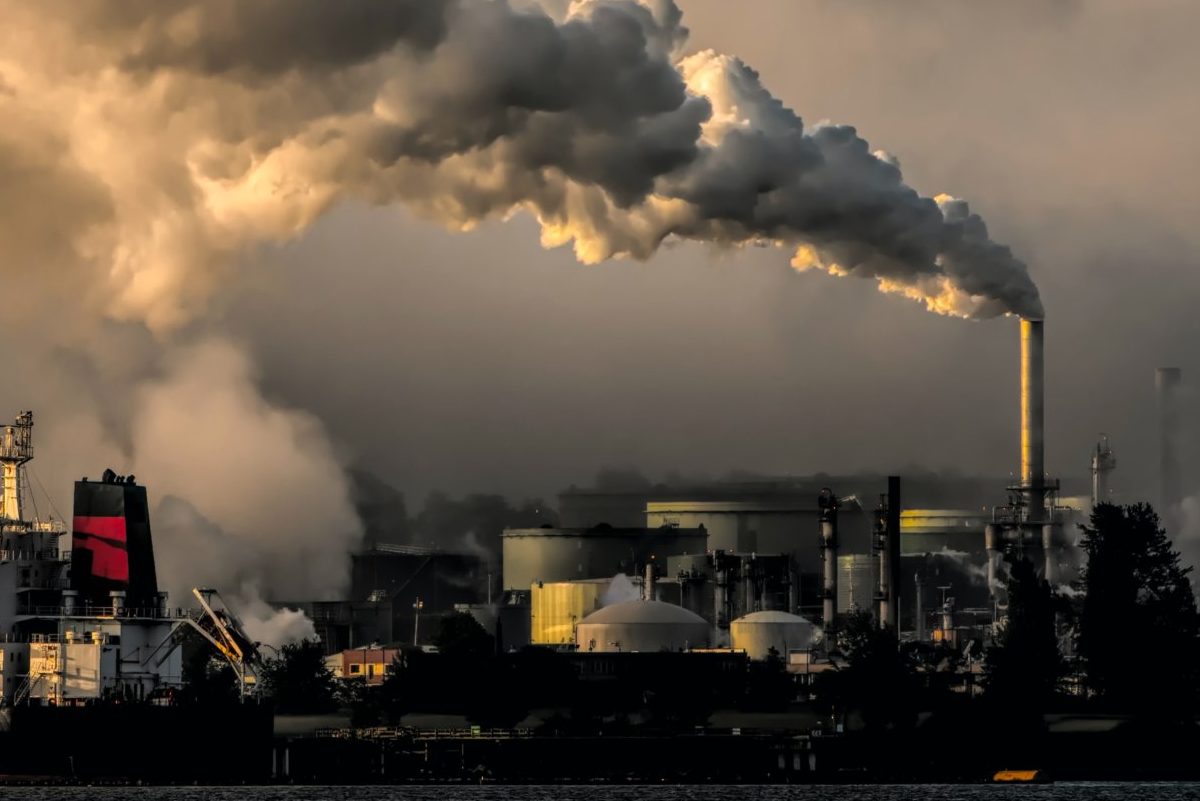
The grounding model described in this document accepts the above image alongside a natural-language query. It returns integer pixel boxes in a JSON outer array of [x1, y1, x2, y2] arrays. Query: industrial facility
[[478, 318, 1181, 667]]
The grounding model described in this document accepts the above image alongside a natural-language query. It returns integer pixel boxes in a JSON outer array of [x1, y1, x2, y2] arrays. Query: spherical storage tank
[[731, 611, 817, 660], [575, 599, 710, 653]]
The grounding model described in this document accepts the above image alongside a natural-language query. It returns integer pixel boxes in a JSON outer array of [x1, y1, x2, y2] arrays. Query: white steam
[[133, 340, 360, 603], [87, 340, 362, 645], [601, 573, 641, 606]]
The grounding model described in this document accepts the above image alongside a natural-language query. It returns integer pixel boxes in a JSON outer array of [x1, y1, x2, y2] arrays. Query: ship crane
[[145, 588, 264, 702]]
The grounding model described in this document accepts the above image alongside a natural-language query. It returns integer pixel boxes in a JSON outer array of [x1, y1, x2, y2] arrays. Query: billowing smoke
[[26, 338, 363, 646], [0, 0, 1043, 640], [0, 0, 1039, 323], [134, 341, 361, 634]]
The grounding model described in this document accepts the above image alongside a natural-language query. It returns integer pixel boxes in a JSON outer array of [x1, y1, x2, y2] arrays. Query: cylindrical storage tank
[[501, 525, 708, 592], [575, 599, 710, 653], [530, 579, 607, 645], [731, 611, 818, 661]]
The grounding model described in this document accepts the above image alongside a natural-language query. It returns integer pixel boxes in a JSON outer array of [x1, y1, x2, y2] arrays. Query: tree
[[180, 633, 239, 705], [983, 553, 1061, 711], [432, 611, 495, 659], [1077, 502, 1200, 715], [258, 639, 337, 714], [814, 610, 918, 732]]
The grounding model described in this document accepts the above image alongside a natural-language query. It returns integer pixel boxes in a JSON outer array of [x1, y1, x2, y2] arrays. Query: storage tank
[[730, 610, 818, 660], [501, 525, 707, 592], [575, 599, 710, 653], [530, 579, 608, 644]]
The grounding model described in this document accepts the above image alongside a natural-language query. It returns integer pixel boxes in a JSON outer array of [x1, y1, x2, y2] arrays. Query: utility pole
[[412, 597, 424, 646]]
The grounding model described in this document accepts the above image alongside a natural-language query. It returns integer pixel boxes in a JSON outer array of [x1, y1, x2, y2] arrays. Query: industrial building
[[486, 318, 1173, 664], [529, 578, 609, 645], [501, 524, 707, 592], [276, 543, 488, 653], [730, 610, 818, 661], [326, 644, 402, 684], [575, 599, 711, 653], [495, 467, 910, 651], [837, 554, 874, 614]]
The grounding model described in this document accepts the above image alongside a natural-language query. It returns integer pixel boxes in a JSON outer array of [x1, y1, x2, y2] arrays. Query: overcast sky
[[202, 0, 1199, 505], [3, 0, 1198, 514]]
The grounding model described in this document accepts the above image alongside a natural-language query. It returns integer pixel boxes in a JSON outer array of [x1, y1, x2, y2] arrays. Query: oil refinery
[[0, 317, 1186, 784], [476, 317, 1163, 663]]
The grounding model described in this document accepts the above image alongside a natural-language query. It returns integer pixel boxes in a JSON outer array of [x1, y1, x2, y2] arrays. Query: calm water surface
[[0, 786, 1198, 801]]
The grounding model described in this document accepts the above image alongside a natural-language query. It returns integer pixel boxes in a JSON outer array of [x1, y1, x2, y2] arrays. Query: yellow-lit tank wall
[[530, 581, 605, 644]]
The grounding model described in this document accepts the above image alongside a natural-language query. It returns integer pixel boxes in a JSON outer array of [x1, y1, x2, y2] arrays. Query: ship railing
[[16, 577, 71, 591], [307, 726, 534, 741], [15, 605, 198, 620], [0, 549, 70, 562], [414, 727, 534, 740]]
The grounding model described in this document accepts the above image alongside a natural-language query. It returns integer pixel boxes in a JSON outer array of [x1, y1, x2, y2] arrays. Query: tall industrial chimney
[[818, 488, 838, 631], [1156, 367, 1182, 519], [988, 318, 1059, 584], [1020, 318, 1046, 523], [1091, 435, 1116, 509], [875, 477, 901, 631]]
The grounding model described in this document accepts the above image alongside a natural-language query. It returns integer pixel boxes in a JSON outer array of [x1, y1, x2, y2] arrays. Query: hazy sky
[[210, 0, 1199, 503], [1, 0, 1197, 608]]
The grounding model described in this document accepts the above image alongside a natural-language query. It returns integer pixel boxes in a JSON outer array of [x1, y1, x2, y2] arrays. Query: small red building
[[330, 645, 401, 685]]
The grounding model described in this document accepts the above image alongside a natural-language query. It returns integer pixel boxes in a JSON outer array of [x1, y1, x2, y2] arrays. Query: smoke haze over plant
[[0, 0, 1197, 621]]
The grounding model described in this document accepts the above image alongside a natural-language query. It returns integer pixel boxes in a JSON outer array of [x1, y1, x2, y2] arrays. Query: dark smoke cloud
[[110, 0, 453, 76], [4, 0, 1039, 327]]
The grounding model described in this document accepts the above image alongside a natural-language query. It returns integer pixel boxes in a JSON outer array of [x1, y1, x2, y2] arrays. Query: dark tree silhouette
[[815, 609, 918, 732], [433, 611, 496, 659], [983, 553, 1061, 712], [258, 639, 337, 714], [180, 633, 239, 705], [1077, 502, 1200, 715]]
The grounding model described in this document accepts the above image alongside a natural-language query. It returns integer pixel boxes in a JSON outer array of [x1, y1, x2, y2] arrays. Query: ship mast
[[0, 411, 33, 523]]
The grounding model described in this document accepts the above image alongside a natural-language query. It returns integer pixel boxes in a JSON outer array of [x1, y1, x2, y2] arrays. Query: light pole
[[412, 597, 424, 646]]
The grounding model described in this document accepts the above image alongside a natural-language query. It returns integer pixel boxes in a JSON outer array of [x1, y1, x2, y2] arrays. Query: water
[[0, 786, 1199, 801]]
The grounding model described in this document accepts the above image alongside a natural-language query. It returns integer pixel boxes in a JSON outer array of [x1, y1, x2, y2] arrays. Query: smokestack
[[914, 573, 925, 641], [875, 476, 901, 631], [818, 488, 839, 631], [1020, 319, 1045, 523], [1156, 367, 1182, 519], [886, 476, 901, 631], [1091, 435, 1116, 509]]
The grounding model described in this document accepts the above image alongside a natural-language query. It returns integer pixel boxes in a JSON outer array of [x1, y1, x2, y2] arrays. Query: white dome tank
[[575, 599, 710, 653], [730, 611, 817, 660]]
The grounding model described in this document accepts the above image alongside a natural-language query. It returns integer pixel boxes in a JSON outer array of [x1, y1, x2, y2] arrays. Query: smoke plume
[[602, 573, 641, 606], [0, 0, 1039, 324], [0, 0, 1046, 636], [134, 342, 361, 608]]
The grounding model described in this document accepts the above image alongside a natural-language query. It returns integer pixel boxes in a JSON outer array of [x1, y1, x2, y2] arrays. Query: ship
[[0, 411, 272, 782]]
